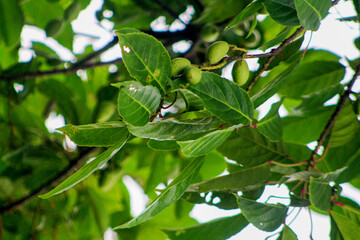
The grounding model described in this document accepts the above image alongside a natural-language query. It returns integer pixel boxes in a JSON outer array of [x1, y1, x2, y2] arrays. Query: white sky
[[19, 0, 360, 239]]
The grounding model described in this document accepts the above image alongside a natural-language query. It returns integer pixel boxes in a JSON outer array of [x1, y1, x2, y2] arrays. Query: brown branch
[[0, 148, 98, 215], [0, 58, 122, 81], [308, 64, 360, 168], [246, 26, 305, 92]]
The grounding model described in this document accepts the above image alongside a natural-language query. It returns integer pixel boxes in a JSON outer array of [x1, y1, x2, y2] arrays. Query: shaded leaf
[[182, 191, 239, 210], [114, 156, 205, 229], [237, 196, 288, 232], [0, 0, 24, 47], [226, 0, 265, 29], [264, 0, 300, 26], [57, 122, 128, 147], [289, 194, 311, 207], [39, 134, 129, 198], [116, 31, 171, 94], [189, 72, 254, 125], [177, 129, 233, 157], [191, 164, 271, 192], [294, 0, 331, 31], [162, 214, 248, 240], [217, 128, 289, 168], [113, 81, 161, 126], [257, 100, 283, 141], [309, 177, 332, 211], [279, 61, 345, 98]]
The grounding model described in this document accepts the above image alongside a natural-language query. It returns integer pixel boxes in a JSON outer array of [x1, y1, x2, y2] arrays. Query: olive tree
[[0, 0, 360, 239]]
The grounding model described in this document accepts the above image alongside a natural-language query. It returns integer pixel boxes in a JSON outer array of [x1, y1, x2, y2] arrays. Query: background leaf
[[309, 177, 332, 211], [162, 214, 249, 240]]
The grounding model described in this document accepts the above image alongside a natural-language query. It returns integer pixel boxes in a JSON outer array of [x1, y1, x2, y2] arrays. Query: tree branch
[[0, 58, 122, 81], [72, 36, 119, 67], [308, 63, 360, 168], [0, 148, 99, 215], [246, 26, 305, 92]]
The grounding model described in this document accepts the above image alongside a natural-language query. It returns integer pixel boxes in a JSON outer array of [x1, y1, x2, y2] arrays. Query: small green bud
[[171, 57, 191, 77], [200, 24, 220, 43], [45, 19, 64, 37], [64, 0, 82, 22], [206, 41, 229, 64], [184, 66, 202, 85], [232, 59, 249, 86]]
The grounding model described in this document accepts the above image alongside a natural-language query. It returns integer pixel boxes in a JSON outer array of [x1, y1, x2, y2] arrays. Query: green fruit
[[200, 24, 220, 42], [232, 59, 249, 86], [171, 57, 191, 77], [206, 41, 229, 64], [45, 19, 64, 37], [184, 66, 202, 85], [243, 29, 262, 49], [64, 0, 82, 22]]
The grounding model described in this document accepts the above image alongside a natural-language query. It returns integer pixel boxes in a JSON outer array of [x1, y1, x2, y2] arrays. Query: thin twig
[[152, 0, 187, 25], [307, 64, 360, 168], [246, 26, 305, 92], [0, 58, 122, 81], [72, 36, 119, 67], [0, 148, 98, 215]]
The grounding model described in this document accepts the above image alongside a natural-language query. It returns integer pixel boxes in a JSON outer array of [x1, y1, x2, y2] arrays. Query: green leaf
[[177, 129, 233, 157], [289, 194, 311, 207], [116, 31, 171, 94], [296, 84, 343, 111], [331, 209, 360, 240], [178, 89, 204, 111], [237, 196, 288, 232], [39, 134, 129, 199], [217, 128, 289, 167], [294, 0, 331, 31], [113, 81, 161, 126], [287, 170, 323, 181], [0, 0, 24, 47], [190, 164, 271, 192], [259, 26, 296, 51], [114, 156, 205, 229], [282, 106, 334, 144], [280, 225, 298, 240], [251, 55, 302, 108], [147, 139, 179, 151], [309, 177, 332, 211], [162, 214, 249, 240], [278, 61, 345, 98], [257, 100, 283, 141], [189, 72, 254, 125], [57, 122, 128, 147], [329, 102, 359, 147], [264, 0, 300, 26], [226, 0, 265, 29], [128, 117, 222, 141]]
